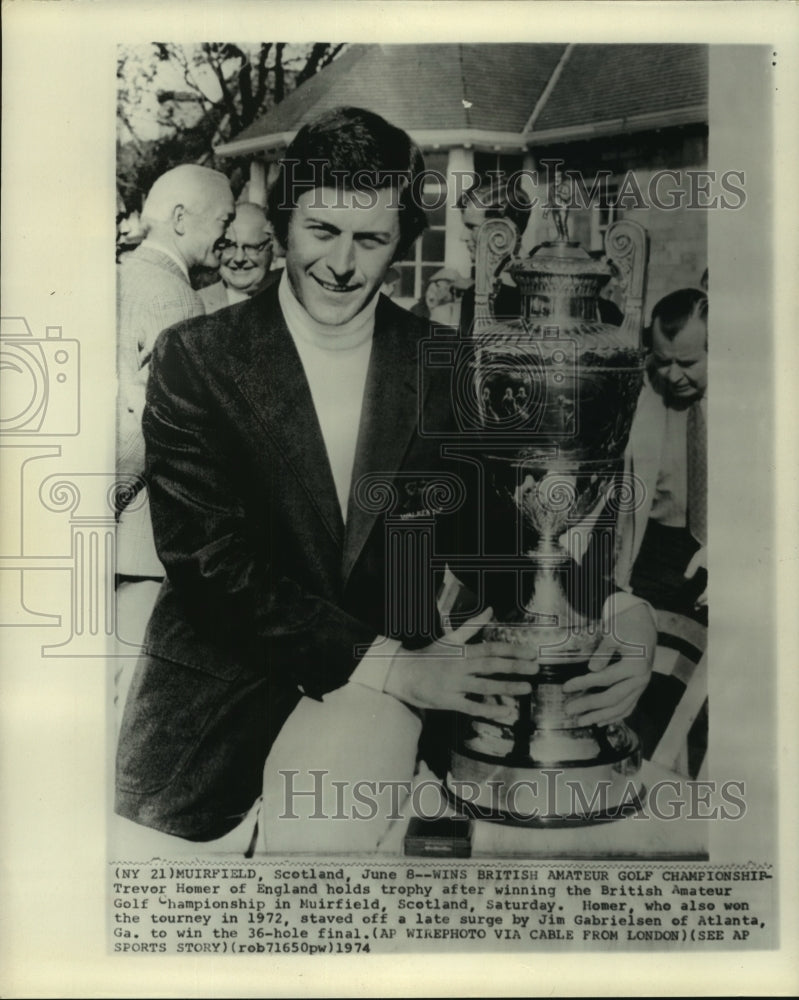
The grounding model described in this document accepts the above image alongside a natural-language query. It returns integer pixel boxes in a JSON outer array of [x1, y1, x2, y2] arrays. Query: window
[[590, 177, 620, 252], [394, 151, 526, 305], [473, 151, 524, 187], [395, 152, 449, 304]]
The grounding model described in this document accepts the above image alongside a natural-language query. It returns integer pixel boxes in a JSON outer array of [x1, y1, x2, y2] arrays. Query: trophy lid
[[508, 238, 612, 317], [508, 178, 611, 296], [509, 239, 611, 285]]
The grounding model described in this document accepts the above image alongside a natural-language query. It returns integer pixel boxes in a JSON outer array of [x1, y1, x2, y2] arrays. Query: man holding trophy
[[115, 107, 655, 852]]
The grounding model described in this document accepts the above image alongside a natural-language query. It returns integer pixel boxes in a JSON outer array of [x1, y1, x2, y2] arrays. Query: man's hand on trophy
[[384, 608, 537, 724], [561, 600, 656, 727], [684, 546, 708, 608]]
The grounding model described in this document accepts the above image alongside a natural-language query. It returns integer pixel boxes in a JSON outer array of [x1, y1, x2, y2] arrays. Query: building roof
[[216, 43, 707, 157], [531, 43, 708, 138]]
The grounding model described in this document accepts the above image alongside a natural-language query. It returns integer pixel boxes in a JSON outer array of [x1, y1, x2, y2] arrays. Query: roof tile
[[534, 44, 708, 131], [233, 44, 567, 143], [228, 43, 707, 150]]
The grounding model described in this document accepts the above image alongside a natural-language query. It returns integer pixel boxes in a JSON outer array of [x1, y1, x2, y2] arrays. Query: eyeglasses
[[218, 238, 273, 258]]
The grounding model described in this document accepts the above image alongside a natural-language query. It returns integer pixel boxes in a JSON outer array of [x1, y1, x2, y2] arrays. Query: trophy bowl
[[443, 211, 650, 825], [447, 657, 644, 826]]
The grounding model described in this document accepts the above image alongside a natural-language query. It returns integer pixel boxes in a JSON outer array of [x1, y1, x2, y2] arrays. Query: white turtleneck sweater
[[279, 272, 399, 692], [279, 272, 377, 521]]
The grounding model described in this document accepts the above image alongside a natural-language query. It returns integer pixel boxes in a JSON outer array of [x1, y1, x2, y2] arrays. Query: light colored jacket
[[614, 373, 707, 588], [116, 244, 205, 576]]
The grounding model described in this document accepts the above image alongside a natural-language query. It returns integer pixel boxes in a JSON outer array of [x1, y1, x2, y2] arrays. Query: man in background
[[457, 178, 532, 336], [616, 288, 708, 622], [199, 202, 276, 312], [116, 189, 144, 262], [380, 265, 401, 299], [116, 163, 234, 651]]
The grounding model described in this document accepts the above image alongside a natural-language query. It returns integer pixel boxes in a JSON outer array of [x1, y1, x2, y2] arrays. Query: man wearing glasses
[[200, 202, 277, 312]]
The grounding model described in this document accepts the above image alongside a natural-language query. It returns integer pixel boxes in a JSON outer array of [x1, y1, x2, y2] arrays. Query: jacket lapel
[[231, 288, 345, 548], [342, 298, 423, 585]]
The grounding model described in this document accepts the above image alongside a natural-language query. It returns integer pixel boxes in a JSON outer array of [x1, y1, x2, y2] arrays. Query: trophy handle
[[604, 220, 649, 348], [473, 217, 520, 337]]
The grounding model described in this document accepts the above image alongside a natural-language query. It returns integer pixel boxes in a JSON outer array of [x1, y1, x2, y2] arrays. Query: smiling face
[[219, 206, 274, 295], [285, 187, 401, 327], [650, 312, 708, 404]]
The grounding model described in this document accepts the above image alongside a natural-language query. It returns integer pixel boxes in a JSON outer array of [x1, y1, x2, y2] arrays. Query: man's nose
[[666, 361, 683, 382], [232, 243, 248, 264], [325, 236, 356, 281]]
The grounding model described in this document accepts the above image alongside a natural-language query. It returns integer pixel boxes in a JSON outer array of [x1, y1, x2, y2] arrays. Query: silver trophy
[[446, 195, 650, 824]]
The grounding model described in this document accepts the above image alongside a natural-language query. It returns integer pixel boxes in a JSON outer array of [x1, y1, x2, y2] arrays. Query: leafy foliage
[[117, 42, 344, 210]]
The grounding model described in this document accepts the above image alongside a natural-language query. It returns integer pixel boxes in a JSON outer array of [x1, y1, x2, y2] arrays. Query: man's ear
[[172, 204, 187, 236], [390, 239, 410, 266]]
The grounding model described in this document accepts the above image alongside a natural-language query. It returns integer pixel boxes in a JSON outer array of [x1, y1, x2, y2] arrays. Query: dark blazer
[[115, 282, 463, 839]]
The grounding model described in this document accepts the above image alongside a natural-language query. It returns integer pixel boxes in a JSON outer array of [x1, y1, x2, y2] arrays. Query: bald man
[[200, 202, 276, 312], [116, 165, 234, 661]]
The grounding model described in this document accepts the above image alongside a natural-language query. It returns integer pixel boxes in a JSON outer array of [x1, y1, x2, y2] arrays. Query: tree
[[117, 42, 345, 210]]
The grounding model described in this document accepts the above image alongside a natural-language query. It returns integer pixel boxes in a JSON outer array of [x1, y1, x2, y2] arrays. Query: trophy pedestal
[[447, 740, 645, 827], [445, 660, 645, 826]]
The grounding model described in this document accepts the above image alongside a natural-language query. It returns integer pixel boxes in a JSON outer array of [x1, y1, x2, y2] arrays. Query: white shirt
[[650, 404, 689, 527], [278, 272, 398, 692], [278, 272, 377, 521], [650, 395, 707, 528]]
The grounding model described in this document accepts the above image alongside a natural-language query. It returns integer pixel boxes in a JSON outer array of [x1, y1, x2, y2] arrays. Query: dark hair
[[643, 287, 708, 349], [267, 106, 428, 258], [457, 178, 532, 238]]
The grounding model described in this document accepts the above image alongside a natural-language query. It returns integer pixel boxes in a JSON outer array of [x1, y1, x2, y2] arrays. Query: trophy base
[[446, 738, 645, 827]]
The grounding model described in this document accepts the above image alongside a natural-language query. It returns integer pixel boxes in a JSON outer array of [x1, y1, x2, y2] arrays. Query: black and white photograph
[[1, 2, 797, 996], [112, 38, 713, 857]]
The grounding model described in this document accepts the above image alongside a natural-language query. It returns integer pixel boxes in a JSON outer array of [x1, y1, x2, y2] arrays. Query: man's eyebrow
[[653, 352, 697, 363], [303, 217, 341, 234], [354, 228, 394, 241], [303, 216, 394, 240]]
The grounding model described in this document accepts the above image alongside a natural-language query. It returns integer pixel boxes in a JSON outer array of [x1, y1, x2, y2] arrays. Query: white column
[[445, 146, 475, 276], [248, 159, 267, 206], [520, 151, 541, 254]]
